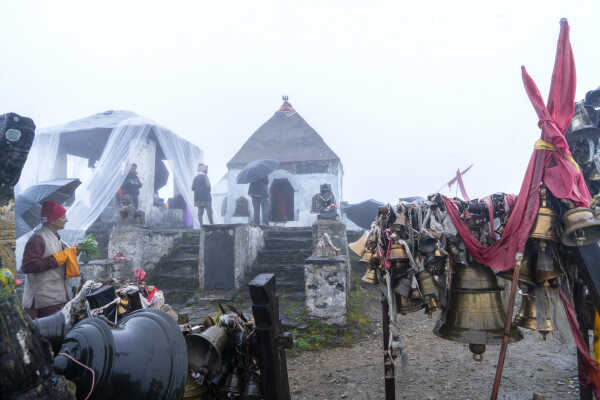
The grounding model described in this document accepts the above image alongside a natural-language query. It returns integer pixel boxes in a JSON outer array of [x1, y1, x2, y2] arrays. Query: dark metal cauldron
[[54, 309, 187, 400]]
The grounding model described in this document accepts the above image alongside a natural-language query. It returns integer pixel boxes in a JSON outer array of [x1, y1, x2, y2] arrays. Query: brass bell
[[568, 101, 599, 137], [514, 291, 552, 337], [397, 288, 425, 314], [389, 243, 408, 261], [349, 231, 369, 257], [359, 250, 372, 264], [361, 268, 377, 284], [561, 207, 600, 246], [416, 270, 440, 314], [243, 373, 262, 399], [434, 262, 523, 360], [186, 325, 228, 376], [224, 369, 243, 398], [534, 240, 562, 282], [425, 249, 447, 274], [184, 371, 208, 399], [529, 186, 558, 242]]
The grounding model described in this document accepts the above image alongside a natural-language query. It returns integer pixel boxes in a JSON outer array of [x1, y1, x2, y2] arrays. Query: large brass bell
[[434, 262, 523, 360], [560, 207, 600, 246], [186, 325, 228, 377], [514, 291, 552, 337]]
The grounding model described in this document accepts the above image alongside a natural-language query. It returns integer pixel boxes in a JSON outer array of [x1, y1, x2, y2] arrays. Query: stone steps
[[147, 232, 201, 305], [264, 237, 313, 250], [256, 249, 312, 265]]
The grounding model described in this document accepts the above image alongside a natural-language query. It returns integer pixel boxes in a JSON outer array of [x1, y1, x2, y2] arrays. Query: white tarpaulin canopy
[[16, 110, 203, 266]]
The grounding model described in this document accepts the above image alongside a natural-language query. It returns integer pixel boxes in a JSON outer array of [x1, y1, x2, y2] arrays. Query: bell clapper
[[469, 343, 485, 362]]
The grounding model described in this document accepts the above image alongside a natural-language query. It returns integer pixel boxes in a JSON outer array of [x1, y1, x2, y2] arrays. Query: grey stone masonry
[[304, 255, 348, 325], [108, 225, 184, 272], [80, 259, 134, 282]]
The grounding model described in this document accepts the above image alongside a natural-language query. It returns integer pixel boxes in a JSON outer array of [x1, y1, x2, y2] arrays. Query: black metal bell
[[243, 374, 262, 399], [53, 309, 187, 400]]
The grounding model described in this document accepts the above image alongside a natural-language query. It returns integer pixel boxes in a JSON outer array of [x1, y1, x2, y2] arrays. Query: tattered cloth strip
[[559, 289, 600, 397], [443, 19, 591, 272]]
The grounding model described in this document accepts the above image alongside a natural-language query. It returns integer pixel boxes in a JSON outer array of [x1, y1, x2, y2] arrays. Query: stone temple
[[216, 98, 344, 226]]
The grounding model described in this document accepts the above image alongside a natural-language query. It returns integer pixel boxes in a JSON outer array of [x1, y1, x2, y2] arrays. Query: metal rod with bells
[[491, 252, 523, 400]]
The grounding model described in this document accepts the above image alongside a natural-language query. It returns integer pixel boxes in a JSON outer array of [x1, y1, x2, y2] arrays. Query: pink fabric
[[456, 169, 470, 201], [135, 268, 146, 284], [444, 19, 591, 272], [559, 289, 600, 397], [521, 20, 591, 207]]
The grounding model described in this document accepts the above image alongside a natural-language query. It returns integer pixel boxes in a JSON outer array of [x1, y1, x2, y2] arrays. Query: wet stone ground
[[173, 267, 580, 400]]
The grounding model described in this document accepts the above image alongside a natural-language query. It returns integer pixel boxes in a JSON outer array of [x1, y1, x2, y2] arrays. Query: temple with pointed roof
[[221, 97, 343, 226]]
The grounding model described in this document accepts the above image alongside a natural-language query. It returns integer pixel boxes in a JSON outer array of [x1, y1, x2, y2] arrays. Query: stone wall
[[107, 225, 183, 272], [80, 259, 134, 282], [304, 255, 348, 325]]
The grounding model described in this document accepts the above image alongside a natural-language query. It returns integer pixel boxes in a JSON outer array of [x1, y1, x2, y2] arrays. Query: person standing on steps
[[192, 163, 214, 227], [248, 176, 270, 225]]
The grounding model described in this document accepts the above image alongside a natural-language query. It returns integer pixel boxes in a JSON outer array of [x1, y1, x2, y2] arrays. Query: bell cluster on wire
[[355, 184, 600, 360]]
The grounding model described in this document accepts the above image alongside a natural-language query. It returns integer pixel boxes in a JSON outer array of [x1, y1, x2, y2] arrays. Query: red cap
[[41, 201, 66, 223]]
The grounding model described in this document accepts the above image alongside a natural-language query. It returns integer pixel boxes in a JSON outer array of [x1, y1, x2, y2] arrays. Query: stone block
[[80, 259, 134, 282], [304, 255, 348, 325], [108, 225, 183, 272], [201, 224, 264, 290]]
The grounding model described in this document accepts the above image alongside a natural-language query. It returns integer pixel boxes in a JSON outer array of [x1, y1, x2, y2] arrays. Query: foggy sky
[[2, 1, 600, 204]]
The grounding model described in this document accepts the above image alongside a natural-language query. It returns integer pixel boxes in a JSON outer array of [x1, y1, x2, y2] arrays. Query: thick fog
[[2, 0, 600, 203]]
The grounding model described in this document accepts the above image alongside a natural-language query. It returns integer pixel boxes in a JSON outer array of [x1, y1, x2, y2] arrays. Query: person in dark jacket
[[248, 176, 270, 225], [192, 163, 213, 226], [121, 163, 142, 209]]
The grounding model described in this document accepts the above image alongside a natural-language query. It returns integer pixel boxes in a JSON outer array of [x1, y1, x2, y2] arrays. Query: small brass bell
[[397, 288, 425, 314], [359, 250, 372, 264], [434, 262, 523, 360], [529, 186, 558, 242], [224, 369, 243, 398], [560, 207, 600, 246], [534, 240, 562, 282], [568, 101, 599, 137], [389, 243, 408, 261], [243, 373, 262, 399], [425, 248, 447, 275], [416, 270, 440, 314], [514, 292, 552, 337], [361, 268, 377, 284]]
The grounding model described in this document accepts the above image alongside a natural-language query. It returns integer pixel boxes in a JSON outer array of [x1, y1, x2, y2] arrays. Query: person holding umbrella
[[248, 176, 270, 225], [21, 201, 78, 318], [236, 159, 279, 226]]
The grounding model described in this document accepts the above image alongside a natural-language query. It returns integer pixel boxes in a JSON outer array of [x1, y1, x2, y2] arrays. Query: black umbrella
[[16, 178, 81, 237], [341, 199, 384, 230], [236, 159, 279, 184]]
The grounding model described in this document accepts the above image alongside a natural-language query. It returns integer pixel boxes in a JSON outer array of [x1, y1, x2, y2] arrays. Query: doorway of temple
[[270, 178, 294, 222]]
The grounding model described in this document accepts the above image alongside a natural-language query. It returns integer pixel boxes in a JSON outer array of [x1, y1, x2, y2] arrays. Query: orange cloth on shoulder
[[53, 247, 80, 278]]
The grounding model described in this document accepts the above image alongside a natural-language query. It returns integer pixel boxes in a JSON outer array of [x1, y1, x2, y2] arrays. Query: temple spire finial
[[282, 95, 289, 102]]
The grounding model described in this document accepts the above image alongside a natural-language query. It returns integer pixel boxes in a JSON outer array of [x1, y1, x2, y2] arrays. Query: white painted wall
[[224, 162, 343, 227]]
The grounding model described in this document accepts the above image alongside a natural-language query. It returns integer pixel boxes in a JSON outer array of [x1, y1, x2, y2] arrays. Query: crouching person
[[22, 201, 78, 319]]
